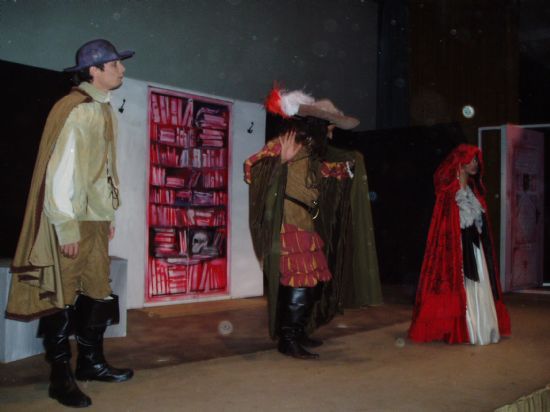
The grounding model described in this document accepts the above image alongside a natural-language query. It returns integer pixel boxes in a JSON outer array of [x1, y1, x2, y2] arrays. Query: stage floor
[[1, 285, 549, 411]]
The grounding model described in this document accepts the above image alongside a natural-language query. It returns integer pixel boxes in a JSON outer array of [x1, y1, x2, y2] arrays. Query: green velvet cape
[[248, 145, 382, 339]]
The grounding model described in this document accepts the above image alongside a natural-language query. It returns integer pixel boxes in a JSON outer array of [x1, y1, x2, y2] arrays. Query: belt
[[284, 194, 320, 220]]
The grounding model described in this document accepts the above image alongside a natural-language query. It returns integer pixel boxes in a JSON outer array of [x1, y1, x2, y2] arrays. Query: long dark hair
[[277, 116, 329, 189]]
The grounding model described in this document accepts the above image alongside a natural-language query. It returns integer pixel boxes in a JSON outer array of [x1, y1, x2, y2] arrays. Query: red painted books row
[[150, 94, 194, 127], [151, 227, 226, 258], [149, 205, 226, 227], [151, 145, 227, 168], [150, 187, 228, 206], [148, 257, 227, 296]]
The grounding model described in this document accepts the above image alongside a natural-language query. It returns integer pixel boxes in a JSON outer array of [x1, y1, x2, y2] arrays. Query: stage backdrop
[[0, 0, 379, 131]]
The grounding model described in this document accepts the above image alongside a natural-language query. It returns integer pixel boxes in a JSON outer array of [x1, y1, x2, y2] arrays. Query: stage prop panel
[[146, 87, 232, 303], [503, 126, 544, 291], [480, 125, 545, 292]]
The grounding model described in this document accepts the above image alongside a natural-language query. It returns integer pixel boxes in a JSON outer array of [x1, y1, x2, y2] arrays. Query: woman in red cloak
[[409, 144, 511, 344]]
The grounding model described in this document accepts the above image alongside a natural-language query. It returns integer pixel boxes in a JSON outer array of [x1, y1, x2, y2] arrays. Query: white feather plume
[[280, 90, 315, 116]]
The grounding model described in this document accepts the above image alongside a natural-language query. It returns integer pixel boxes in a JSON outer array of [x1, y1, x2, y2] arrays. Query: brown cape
[[6, 88, 92, 321]]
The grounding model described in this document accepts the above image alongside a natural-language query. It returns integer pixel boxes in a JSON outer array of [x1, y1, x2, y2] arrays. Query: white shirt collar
[[79, 82, 111, 103]]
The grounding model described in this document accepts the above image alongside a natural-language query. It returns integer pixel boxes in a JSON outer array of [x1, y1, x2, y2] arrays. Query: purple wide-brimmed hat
[[64, 39, 134, 72]]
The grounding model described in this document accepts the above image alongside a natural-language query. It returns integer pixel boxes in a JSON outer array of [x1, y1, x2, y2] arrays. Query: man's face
[[90, 60, 126, 92]]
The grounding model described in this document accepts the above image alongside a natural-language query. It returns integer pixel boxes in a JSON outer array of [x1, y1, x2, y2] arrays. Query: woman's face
[[462, 155, 479, 175]]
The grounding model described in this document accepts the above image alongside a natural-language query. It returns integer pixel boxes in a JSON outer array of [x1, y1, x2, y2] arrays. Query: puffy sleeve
[[43, 106, 88, 245]]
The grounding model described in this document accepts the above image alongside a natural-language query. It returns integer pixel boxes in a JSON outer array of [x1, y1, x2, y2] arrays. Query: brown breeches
[[59, 221, 112, 304]]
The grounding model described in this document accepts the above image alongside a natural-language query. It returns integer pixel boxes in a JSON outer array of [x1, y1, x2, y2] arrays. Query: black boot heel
[[298, 335, 324, 348], [278, 336, 320, 359]]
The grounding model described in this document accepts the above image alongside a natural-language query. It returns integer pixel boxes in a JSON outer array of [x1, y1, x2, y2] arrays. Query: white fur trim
[[280, 90, 315, 116], [456, 186, 484, 231]]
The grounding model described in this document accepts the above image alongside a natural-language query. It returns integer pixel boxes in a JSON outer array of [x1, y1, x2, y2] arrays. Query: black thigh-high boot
[[74, 294, 133, 382], [38, 308, 92, 408], [277, 286, 319, 360], [298, 284, 324, 348]]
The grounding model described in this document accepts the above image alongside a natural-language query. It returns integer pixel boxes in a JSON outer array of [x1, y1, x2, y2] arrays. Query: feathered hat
[[265, 85, 360, 130]]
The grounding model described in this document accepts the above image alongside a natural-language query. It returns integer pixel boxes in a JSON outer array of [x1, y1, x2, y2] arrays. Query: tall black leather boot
[[298, 284, 324, 348], [38, 308, 92, 408], [277, 286, 319, 360], [74, 294, 133, 382]]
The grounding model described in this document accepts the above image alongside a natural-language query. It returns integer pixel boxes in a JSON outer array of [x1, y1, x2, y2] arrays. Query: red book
[[150, 94, 161, 123], [182, 99, 194, 128], [159, 95, 168, 124], [170, 97, 179, 126]]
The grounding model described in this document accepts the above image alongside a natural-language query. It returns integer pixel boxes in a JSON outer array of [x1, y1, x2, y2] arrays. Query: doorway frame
[[478, 123, 549, 291]]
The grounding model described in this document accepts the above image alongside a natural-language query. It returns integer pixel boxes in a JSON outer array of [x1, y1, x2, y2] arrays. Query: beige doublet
[[283, 148, 319, 232], [44, 82, 119, 246]]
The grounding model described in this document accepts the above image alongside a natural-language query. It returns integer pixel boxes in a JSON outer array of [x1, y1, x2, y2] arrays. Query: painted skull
[[191, 231, 209, 254]]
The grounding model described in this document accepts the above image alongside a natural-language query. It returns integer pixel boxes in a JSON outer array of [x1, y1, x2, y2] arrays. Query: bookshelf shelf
[[146, 87, 232, 303]]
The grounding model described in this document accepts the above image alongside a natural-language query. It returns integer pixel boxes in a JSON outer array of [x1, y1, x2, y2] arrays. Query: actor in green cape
[[6, 39, 134, 408], [244, 87, 382, 359]]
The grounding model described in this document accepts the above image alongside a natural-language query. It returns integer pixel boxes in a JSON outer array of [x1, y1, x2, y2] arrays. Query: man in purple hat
[[6, 39, 135, 408]]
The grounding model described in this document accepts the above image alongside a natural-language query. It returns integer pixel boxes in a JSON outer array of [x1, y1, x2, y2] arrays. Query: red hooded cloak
[[408, 144, 511, 343]]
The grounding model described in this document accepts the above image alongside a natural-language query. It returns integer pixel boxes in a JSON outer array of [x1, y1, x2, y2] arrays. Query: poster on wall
[[146, 87, 232, 303]]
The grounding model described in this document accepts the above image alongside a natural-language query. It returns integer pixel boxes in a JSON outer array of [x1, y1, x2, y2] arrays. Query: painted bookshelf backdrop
[[147, 87, 232, 302]]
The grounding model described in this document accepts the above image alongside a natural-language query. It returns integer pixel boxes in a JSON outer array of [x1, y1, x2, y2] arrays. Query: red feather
[[265, 86, 289, 118]]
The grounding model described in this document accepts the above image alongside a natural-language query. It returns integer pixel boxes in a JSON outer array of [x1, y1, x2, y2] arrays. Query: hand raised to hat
[[279, 130, 301, 163]]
